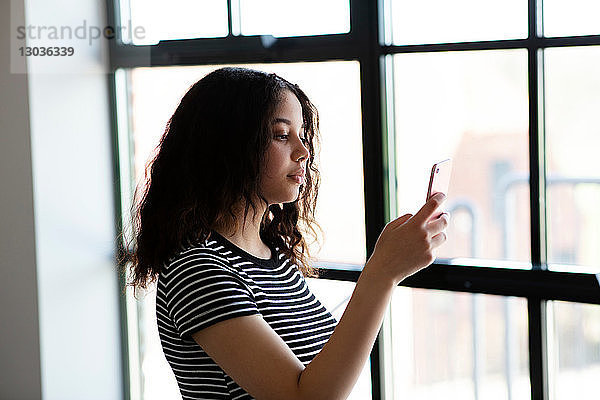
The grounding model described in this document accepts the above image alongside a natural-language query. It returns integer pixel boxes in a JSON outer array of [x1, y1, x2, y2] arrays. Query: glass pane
[[128, 61, 365, 264], [390, 0, 527, 45], [306, 278, 371, 399], [549, 301, 600, 399], [392, 50, 531, 266], [127, 0, 228, 45], [131, 282, 182, 400], [544, 0, 600, 37], [240, 0, 350, 37], [545, 46, 600, 273], [390, 289, 530, 400]]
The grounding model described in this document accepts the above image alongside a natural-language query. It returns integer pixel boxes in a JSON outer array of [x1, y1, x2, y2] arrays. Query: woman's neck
[[213, 203, 272, 259]]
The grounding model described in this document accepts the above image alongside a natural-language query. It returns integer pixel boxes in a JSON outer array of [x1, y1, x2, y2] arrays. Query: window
[[125, 0, 228, 44], [390, 0, 527, 45], [127, 61, 365, 262], [544, 46, 600, 272], [388, 289, 529, 399], [118, 61, 365, 398], [121, 0, 350, 44], [543, 0, 600, 38], [109, 1, 600, 399], [239, 0, 350, 37], [391, 49, 530, 265], [549, 301, 600, 398]]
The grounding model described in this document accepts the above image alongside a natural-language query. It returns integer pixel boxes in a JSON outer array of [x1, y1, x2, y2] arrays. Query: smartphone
[[426, 158, 452, 201]]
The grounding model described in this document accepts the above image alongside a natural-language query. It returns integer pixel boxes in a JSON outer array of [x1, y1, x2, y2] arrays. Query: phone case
[[427, 158, 452, 201]]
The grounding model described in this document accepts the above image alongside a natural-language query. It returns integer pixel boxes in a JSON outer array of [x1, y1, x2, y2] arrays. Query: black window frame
[[107, 1, 600, 399]]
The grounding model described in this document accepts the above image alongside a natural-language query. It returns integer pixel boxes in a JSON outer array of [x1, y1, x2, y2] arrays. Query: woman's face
[[260, 89, 310, 205]]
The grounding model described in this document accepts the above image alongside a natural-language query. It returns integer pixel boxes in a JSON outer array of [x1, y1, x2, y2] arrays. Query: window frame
[[106, 0, 600, 399]]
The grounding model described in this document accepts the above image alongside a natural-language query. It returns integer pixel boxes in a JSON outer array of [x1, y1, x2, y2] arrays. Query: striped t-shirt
[[155, 230, 337, 400]]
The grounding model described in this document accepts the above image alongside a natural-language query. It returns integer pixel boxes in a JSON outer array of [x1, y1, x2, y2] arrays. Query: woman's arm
[[193, 193, 448, 400]]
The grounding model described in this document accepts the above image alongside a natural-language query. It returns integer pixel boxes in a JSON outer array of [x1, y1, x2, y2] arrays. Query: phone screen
[[426, 159, 452, 201]]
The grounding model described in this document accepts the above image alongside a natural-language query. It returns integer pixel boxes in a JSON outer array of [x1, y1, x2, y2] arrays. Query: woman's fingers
[[369, 197, 449, 285], [426, 213, 450, 235], [426, 213, 449, 254], [412, 193, 446, 226], [431, 231, 447, 248]]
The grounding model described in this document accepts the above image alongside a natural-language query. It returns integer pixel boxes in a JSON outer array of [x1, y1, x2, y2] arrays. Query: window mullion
[[528, 298, 550, 400], [352, 0, 387, 396], [528, 0, 549, 398], [528, 1, 547, 271]]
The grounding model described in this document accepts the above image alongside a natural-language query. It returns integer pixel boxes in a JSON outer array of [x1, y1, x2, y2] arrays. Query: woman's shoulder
[[162, 234, 234, 276], [158, 234, 257, 300]]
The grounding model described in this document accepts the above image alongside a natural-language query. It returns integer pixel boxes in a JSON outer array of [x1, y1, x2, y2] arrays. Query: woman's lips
[[287, 175, 304, 184]]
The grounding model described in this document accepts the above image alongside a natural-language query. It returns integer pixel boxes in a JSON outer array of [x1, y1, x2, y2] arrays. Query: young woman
[[124, 67, 448, 400]]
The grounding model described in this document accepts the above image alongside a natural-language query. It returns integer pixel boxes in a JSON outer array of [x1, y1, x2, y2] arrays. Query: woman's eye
[[274, 134, 308, 144]]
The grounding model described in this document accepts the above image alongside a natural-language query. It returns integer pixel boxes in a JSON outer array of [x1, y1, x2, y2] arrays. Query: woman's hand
[[365, 192, 449, 286]]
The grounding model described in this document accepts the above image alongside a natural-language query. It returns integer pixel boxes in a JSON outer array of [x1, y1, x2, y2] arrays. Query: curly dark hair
[[120, 67, 323, 296]]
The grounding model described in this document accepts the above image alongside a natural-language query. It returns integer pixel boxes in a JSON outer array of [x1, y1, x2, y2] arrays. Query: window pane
[[390, 289, 530, 399], [239, 0, 350, 37], [129, 282, 182, 400], [127, 0, 228, 45], [390, 0, 527, 45], [549, 301, 600, 399], [544, 0, 600, 37], [545, 46, 600, 273], [128, 61, 365, 265], [306, 278, 371, 399], [391, 50, 531, 266]]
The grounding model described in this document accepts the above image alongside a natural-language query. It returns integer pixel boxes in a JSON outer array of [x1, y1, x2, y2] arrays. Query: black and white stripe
[[156, 231, 337, 400]]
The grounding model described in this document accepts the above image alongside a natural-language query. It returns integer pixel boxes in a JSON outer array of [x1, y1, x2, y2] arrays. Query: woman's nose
[[294, 138, 309, 161]]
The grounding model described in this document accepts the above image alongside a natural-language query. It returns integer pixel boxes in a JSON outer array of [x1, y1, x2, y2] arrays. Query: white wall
[[1, 0, 123, 398], [0, 0, 42, 398]]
